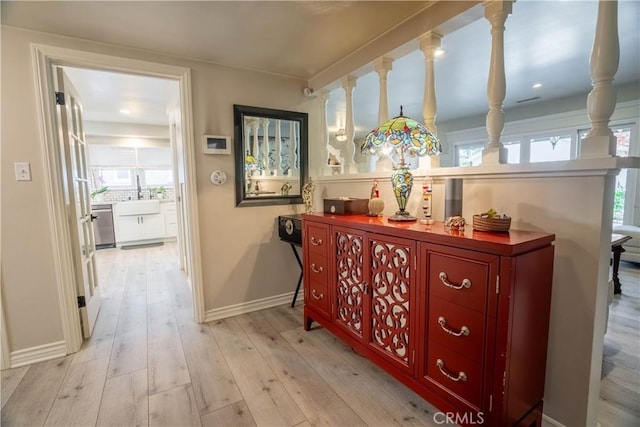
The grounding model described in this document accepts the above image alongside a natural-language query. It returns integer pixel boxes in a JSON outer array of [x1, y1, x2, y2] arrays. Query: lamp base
[[388, 211, 417, 222]]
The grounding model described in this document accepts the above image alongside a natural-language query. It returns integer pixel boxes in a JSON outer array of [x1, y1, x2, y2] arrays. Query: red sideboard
[[302, 213, 555, 426]]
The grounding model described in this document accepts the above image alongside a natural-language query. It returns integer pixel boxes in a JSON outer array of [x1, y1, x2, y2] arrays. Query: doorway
[[32, 45, 204, 354]]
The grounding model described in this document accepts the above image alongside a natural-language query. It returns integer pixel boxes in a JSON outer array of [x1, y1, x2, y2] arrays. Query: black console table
[[285, 241, 303, 307], [278, 214, 304, 307]]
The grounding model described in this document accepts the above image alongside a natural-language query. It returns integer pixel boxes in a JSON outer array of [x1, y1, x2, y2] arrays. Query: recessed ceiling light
[[434, 48, 446, 57], [119, 109, 130, 114], [532, 83, 542, 89]]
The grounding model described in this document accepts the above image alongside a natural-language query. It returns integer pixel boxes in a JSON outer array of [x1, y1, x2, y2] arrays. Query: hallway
[[1, 243, 638, 426], [0, 243, 440, 426]]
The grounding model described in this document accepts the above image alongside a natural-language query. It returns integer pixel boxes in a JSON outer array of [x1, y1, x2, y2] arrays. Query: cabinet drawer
[[307, 278, 330, 317], [427, 342, 483, 408], [427, 251, 495, 313], [428, 296, 485, 359], [307, 253, 329, 285], [306, 224, 329, 256]]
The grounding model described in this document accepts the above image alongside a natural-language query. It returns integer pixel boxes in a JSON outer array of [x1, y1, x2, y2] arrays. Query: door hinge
[[55, 91, 65, 105], [412, 350, 415, 365], [77, 296, 86, 308], [503, 370, 507, 388], [489, 394, 493, 412], [496, 275, 500, 294]]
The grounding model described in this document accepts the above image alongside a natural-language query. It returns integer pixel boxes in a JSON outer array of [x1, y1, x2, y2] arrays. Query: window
[[455, 140, 520, 166], [144, 169, 173, 186], [94, 168, 133, 187], [456, 143, 484, 167], [530, 135, 572, 163]]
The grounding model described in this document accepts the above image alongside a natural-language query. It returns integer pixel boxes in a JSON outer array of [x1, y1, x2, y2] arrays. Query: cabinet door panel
[[142, 214, 165, 239], [367, 234, 415, 373], [116, 215, 142, 242], [334, 228, 365, 340]]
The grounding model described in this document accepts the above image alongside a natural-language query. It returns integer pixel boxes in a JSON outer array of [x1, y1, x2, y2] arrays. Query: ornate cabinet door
[[333, 226, 366, 343], [365, 233, 416, 375]]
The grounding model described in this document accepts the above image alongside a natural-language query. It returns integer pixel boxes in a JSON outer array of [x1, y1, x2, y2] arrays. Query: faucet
[[136, 174, 143, 200]]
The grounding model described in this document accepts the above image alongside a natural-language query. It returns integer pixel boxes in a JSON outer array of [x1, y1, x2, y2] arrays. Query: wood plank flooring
[[1, 243, 638, 426]]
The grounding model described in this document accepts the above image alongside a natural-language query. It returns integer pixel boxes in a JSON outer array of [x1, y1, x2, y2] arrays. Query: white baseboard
[[542, 414, 568, 427], [205, 290, 304, 322], [10, 340, 67, 368]]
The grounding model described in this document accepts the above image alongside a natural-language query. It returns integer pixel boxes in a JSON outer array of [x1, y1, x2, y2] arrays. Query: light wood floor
[[1, 243, 638, 426]]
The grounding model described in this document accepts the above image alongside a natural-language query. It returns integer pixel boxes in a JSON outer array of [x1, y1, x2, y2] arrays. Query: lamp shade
[[361, 107, 441, 161]]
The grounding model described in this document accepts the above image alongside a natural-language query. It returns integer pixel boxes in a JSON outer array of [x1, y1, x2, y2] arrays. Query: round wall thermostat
[[210, 170, 227, 185]]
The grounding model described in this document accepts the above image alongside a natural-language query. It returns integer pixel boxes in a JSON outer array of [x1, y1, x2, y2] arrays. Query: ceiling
[[3, 1, 639, 135]]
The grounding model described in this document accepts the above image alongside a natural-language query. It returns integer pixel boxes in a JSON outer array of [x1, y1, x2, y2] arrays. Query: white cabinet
[[161, 201, 177, 238], [116, 214, 165, 242]]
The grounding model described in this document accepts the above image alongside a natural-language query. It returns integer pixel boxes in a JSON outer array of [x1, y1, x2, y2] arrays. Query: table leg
[[612, 245, 625, 294], [290, 244, 303, 307]]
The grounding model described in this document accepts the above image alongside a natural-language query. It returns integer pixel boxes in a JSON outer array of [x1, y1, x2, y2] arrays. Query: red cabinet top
[[303, 213, 555, 257]]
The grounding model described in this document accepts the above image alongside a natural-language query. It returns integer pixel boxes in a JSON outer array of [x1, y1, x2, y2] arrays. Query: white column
[[482, 0, 512, 165], [261, 118, 270, 176], [251, 120, 259, 158], [581, 0, 619, 158], [371, 58, 393, 172], [317, 89, 330, 176], [244, 121, 252, 156], [274, 119, 281, 176], [419, 32, 443, 170], [289, 121, 297, 174], [342, 75, 357, 173]]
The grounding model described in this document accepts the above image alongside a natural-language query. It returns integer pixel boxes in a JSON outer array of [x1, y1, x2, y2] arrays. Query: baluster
[[262, 118, 270, 176], [251, 119, 259, 164], [372, 58, 393, 172], [581, 0, 619, 158], [274, 119, 281, 176], [317, 89, 330, 175], [289, 120, 296, 173], [342, 75, 357, 173], [419, 32, 443, 170], [482, 0, 513, 165]]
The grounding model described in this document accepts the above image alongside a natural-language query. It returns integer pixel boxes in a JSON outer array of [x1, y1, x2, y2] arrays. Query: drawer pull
[[436, 359, 468, 382], [310, 236, 323, 246], [311, 290, 324, 300], [439, 272, 471, 290], [311, 264, 324, 274], [438, 316, 470, 337]]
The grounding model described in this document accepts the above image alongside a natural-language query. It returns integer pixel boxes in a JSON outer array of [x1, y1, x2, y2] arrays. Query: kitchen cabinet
[[303, 213, 555, 426], [116, 213, 165, 242]]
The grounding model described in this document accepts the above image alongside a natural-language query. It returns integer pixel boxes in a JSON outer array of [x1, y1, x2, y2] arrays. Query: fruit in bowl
[[480, 208, 509, 219]]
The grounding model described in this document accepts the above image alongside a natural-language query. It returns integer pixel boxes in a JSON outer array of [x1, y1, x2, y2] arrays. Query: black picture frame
[[233, 104, 308, 207]]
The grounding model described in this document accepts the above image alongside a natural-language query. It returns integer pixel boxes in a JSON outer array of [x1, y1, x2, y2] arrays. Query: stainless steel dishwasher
[[91, 203, 116, 249]]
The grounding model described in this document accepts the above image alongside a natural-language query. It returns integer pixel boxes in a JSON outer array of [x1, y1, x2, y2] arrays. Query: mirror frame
[[234, 104, 308, 207]]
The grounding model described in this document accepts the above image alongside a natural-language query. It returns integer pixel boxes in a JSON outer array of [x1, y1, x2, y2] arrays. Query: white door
[[56, 67, 101, 338]]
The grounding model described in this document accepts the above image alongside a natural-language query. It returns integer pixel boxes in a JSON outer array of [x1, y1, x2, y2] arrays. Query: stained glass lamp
[[361, 107, 441, 221]]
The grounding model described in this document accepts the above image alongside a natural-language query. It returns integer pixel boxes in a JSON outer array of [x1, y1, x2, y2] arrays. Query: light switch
[[14, 162, 31, 181]]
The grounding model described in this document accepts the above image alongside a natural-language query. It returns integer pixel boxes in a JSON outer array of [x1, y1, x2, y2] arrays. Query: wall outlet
[[14, 162, 31, 181]]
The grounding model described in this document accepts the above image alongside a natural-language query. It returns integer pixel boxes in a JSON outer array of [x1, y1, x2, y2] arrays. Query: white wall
[[1, 26, 310, 358]]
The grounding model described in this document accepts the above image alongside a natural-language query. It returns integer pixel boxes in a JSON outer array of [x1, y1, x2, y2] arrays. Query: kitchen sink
[[117, 199, 161, 215]]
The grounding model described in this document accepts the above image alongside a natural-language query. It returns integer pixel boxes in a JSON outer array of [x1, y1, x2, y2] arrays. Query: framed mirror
[[234, 104, 308, 207]]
